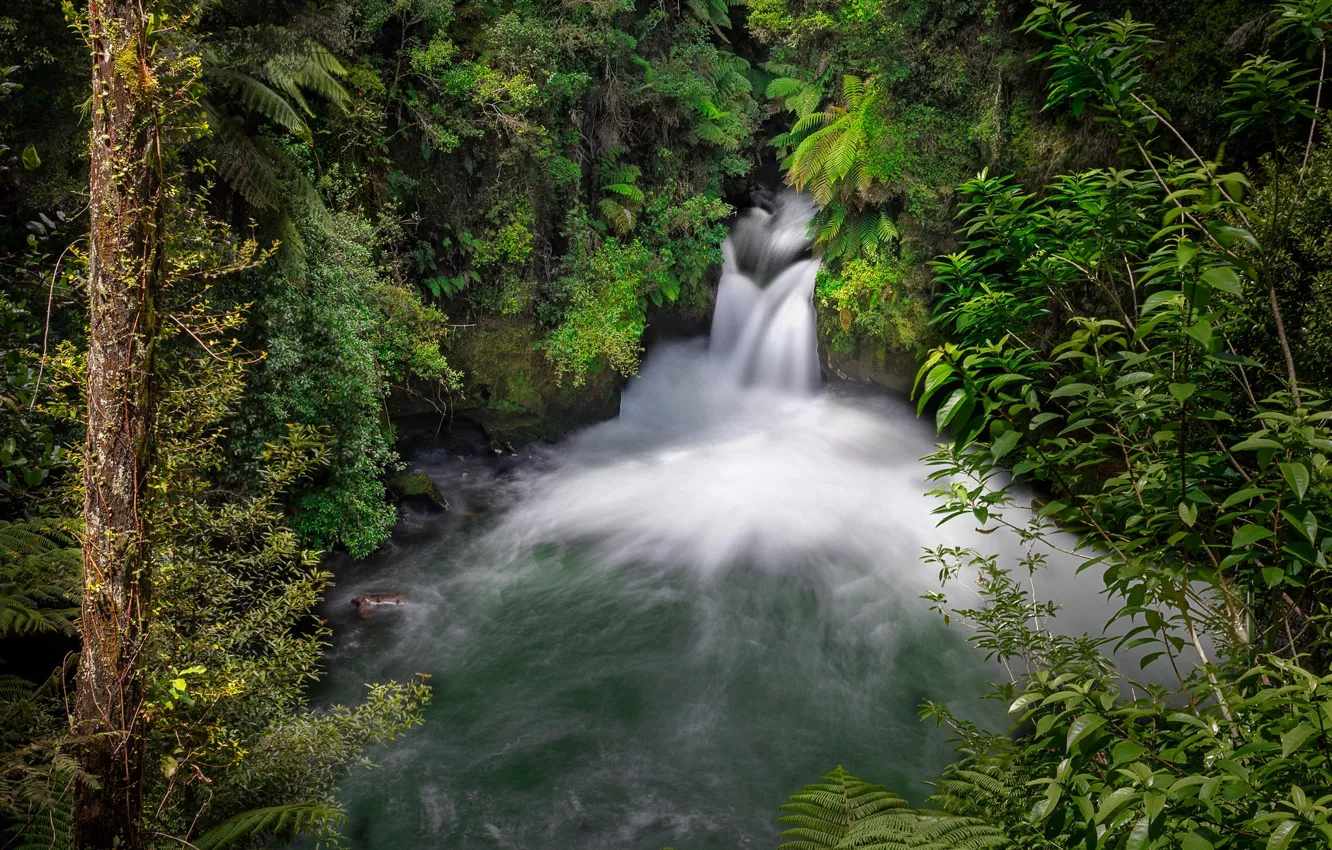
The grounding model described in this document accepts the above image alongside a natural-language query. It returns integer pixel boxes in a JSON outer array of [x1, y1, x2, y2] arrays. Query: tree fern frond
[[0, 520, 80, 639], [767, 77, 805, 99], [5, 799, 72, 850], [601, 162, 642, 187], [0, 520, 76, 561], [256, 137, 333, 235], [193, 803, 343, 850], [828, 125, 863, 184], [205, 68, 309, 138], [0, 599, 78, 636], [603, 183, 646, 202], [268, 208, 308, 264], [779, 767, 1010, 850], [599, 198, 636, 234], [842, 75, 865, 107], [693, 118, 742, 150], [789, 110, 836, 140], [876, 212, 899, 243], [789, 86, 822, 117], [284, 42, 349, 108], [779, 767, 910, 849], [684, 0, 731, 35], [204, 102, 284, 211]]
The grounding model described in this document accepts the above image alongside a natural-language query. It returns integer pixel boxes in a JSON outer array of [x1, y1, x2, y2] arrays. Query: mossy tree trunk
[[76, 1, 166, 846]]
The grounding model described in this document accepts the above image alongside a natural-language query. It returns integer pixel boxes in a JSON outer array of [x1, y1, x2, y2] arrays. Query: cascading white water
[[710, 193, 822, 393], [318, 191, 1158, 850]]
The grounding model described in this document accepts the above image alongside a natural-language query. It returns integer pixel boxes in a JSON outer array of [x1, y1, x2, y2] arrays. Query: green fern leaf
[[193, 803, 343, 850], [205, 68, 309, 138], [780, 767, 1010, 850]]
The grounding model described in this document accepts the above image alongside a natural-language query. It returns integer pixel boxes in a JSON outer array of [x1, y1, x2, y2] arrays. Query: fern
[[192, 803, 344, 850], [784, 75, 874, 208], [767, 74, 905, 265], [598, 160, 645, 234], [684, 0, 744, 37], [779, 767, 1010, 850], [817, 207, 899, 261], [0, 519, 80, 638], [925, 755, 1033, 841], [206, 68, 309, 138], [0, 735, 115, 850], [200, 26, 349, 256], [6, 798, 71, 850], [778, 766, 910, 849]]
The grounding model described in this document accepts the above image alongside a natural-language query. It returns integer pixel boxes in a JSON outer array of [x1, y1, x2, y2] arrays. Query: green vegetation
[[756, 1, 1332, 848], [8, 0, 1332, 846]]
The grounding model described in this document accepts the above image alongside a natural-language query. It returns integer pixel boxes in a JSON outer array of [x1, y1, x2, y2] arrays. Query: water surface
[[319, 195, 1016, 848]]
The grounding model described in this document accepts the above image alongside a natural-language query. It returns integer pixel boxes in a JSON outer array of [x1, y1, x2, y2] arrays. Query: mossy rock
[[819, 336, 920, 394], [445, 315, 621, 446], [386, 472, 448, 511]]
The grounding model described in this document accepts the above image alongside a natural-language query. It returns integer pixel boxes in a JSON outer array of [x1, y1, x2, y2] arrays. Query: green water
[[316, 341, 1009, 848], [318, 476, 999, 849]]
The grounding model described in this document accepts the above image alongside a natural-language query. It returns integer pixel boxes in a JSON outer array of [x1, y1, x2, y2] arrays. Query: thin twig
[[1299, 44, 1327, 193], [30, 238, 85, 410]]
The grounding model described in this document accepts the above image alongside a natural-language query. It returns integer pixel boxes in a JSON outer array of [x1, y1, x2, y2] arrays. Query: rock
[[386, 472, 449, 511], [444, 315, 621, 446], [352, 593, 408, 618], [820, 338, 919, 394]]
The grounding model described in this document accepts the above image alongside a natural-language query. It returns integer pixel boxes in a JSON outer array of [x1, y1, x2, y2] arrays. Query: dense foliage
[[759, 2, 1332, 849]]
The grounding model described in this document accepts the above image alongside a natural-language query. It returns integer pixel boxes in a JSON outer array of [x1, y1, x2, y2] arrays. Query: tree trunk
[[75, 1, 165, 846]]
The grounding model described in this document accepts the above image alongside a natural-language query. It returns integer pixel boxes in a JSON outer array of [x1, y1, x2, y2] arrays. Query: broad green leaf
[[1182, 833, 1215, 850], [1201, 265, 1242, 294], [1141, 289, 1179, 315], [1049, 382, 1094, 399], [1232, 436, 1282, 451], [1280, 462, 1310, 501], [1264, 566, 1286, 587], [1115, 371, 1156, 388], [1178, 502, 1197, 526], [1221, 487, 1269, 508], [1169, 382, 1196, 403], [1184, 320, 1213, 348], [1066, 714, 1106, 752], [1268, 819, 1299, 850], [1208, 222, 1259, 249], [1112, 740, 1146, 764], [1029, 412, 1060, 430], [916, 362, 956, 413], [1281, 722, 1317, 756], [1144, 790, 1166, 823], [1232, 524, 1275, 548], [1176, 239, 1197, 268], [1095, 787, 1137, 824], [1036, 713, 1057, 738], [1281, 508, 1318, 544], [21, 145, 40, 171], [935, 389, 966, 434], [1126, 815, 1151, 850], [991, 429, 1021, 461]]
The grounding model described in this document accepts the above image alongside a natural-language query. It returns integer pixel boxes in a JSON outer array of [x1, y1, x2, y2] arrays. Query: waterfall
[[318, 189, 1180, 850], [710, 193, 822, 393]]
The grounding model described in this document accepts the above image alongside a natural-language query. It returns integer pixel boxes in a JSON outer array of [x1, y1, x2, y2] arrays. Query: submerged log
[[352, 593, 409, 618]]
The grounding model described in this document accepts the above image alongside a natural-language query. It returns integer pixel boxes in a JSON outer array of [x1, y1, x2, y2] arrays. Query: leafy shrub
[[543, 194, 730, 384], [233, 210, 459, 558]]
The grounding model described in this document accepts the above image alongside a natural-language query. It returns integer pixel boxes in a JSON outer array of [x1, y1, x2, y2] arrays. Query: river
[[316, 194, 1048, 849]]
